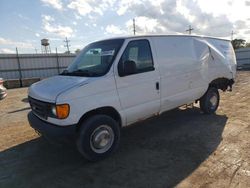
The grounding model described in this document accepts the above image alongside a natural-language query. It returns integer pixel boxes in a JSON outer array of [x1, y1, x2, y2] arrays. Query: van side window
[[119, 40, 154, 76]]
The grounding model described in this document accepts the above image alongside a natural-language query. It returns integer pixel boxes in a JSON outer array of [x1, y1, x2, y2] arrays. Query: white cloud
[[64, 0, 250, 40], [197, 0, 250, 22], [116, 0, 165, 16], [105, 24, 125, 35], [44, 24, 73, 38], [43, 15, 54, 22], [68, 0, 93, 16], [126, 17, 166, 34], [176, 0, 195, 23], [2, 0, 250, 55], [67, 0, 116, 17], [0, 48, 15, 54], [42, 15, 74, 37], [0, 37, 34, 49], [41, 0, 63, 10], [112, 0, 236, 38], [74, 13, 82, 20], [116, 0, 142, 16], [17, 14, 30, 20]]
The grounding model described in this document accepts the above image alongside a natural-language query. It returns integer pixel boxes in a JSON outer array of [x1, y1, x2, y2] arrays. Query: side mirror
[[118, 60, 137, 77]]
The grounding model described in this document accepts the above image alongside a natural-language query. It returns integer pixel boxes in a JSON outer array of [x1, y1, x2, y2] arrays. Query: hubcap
[[90, 125, 114, 154], [209, 94, 218, 109]]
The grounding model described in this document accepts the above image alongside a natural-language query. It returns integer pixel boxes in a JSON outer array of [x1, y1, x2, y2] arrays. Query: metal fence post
[[56, 48, 60, 74], [16, 47, 23, 87]]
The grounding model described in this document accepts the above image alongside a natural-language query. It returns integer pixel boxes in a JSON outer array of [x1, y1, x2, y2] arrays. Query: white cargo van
[[28, 35, 236, 161]]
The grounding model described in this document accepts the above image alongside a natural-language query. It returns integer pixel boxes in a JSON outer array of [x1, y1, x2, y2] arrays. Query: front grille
[[28, 97, 52, 119]]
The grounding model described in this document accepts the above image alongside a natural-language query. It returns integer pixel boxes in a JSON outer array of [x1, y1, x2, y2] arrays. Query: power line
[[64, 37, 71, 54], [186, 25, 194, 35]]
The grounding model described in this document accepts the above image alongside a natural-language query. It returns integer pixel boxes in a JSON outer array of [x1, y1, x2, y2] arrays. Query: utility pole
[[35, 48, 38, 54], [55, 47, 60, 74], [186, 25, 194, 35], [133, 18, 136, 36], [16, 47, 23, 87], [231, 30, 235, 40], [64, 37, 70, 54]]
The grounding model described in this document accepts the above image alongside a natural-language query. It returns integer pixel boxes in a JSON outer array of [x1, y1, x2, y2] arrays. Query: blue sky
[[0, 0, 250, 53]]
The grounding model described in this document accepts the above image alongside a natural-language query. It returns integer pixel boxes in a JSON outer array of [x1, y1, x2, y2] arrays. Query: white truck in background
[[28, 35, 236, 161]]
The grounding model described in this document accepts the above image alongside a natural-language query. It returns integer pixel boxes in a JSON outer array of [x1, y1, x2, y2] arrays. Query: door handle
[[156, 82, 159, 90]]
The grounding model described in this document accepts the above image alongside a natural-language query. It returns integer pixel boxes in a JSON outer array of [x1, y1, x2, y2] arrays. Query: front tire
[[76, 115, 120, 161], [200, 87, 220, 114]]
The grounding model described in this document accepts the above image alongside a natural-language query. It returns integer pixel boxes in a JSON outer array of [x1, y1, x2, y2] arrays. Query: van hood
[[28, 76, 90, 102]]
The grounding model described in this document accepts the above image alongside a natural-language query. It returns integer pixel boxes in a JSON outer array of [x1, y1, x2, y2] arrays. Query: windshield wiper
[[60, 69, 99, 77], [60, 70, 69, 75]]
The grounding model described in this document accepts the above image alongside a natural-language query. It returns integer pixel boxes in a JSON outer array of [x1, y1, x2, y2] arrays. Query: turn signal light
[[56, 104, 70, 119]]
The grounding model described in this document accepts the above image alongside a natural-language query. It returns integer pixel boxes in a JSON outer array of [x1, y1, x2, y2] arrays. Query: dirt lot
[[0, 71, 250, 188]]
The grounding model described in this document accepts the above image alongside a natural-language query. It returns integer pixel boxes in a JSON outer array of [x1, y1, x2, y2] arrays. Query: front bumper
[[28, 111, 76, 140]]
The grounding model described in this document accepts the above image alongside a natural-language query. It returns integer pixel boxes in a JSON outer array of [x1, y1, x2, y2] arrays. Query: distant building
[[235, 47, 250, 69]]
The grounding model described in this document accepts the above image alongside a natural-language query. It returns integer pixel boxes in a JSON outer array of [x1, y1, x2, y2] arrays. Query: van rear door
[[115, 39, 160, 125]]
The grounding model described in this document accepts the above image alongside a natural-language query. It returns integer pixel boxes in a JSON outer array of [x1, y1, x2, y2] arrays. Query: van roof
[[98, 34, 230, 42]]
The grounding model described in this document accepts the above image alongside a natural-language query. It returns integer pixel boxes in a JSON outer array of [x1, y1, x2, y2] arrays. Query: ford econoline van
[[28, 35, 236, 161]]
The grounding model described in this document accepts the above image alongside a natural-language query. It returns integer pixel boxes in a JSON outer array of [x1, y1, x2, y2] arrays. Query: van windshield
[[61, 39, 124, 77]]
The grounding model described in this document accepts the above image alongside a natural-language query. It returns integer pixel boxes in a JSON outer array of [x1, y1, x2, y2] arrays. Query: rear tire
[[76, 115, 120, 161], [200, 87, 220, 114]]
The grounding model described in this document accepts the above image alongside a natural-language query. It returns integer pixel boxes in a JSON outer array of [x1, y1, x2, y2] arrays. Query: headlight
[[51, 104, 70, 119], [51, 106, 57, 116]]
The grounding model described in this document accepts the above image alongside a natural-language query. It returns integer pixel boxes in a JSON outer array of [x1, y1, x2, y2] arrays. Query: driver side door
[[115, 39, 161, 125]]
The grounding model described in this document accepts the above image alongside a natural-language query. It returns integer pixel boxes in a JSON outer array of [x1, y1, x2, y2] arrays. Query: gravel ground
[[0, 71, 249, 188]]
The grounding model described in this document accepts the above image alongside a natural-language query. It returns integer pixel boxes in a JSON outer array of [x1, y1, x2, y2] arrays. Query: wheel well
[[209, 78, 234, 91], [76, 107, 122, 131]]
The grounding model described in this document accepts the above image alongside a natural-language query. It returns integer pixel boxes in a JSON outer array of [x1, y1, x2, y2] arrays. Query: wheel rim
[[209, 94, 218, 110], [90, 125, 114, 154]]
